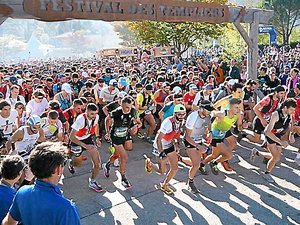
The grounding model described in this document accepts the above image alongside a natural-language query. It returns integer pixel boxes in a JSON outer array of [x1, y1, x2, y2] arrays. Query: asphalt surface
[[62, 131, 300, 225]]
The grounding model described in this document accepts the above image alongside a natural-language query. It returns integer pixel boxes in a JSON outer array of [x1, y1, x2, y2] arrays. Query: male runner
[[69, 103, 103, 192], [102, 96, 142, 189], [144, 104, 186, 195], [200, 98, 243, 175], [250, 98, 296, 183]]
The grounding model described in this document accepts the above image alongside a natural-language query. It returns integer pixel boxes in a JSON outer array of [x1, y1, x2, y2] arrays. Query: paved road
[[62, 135, 300, 225]]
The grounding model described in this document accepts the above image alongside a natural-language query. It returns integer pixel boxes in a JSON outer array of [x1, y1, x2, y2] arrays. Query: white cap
[[62, 83, 73, 94], [173, 86, 182, 94], [109, 79, 118, 86], [82, 72, 89, 78], [228, 79, 238, 86], [212, 57, 219, 63]]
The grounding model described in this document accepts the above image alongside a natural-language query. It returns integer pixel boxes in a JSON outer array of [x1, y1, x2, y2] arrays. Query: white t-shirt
[[41, 118, 63, 140], [5, 95, 26, 108], [185, 111, 211, 140], [26, 98, 49, 117], [0, 110, 18, 135], [72, 114, 99, 140], [153, 117, 181, 150], [99, 87, 119, 103], [94, 83, 107, 97]]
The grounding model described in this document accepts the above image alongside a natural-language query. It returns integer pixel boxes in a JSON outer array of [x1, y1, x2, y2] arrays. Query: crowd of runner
[[0, 43, 300, 224]]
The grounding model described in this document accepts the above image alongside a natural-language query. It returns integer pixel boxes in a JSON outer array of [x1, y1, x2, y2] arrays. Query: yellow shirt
[[137, 92, 154, 114]]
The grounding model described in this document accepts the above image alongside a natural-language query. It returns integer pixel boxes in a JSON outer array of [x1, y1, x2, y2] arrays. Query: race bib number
[[114, 127, 128, 138]]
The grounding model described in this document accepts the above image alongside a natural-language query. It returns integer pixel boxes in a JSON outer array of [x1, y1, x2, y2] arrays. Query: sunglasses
[[175, 98, 183, 101], [36, 97, 44, 100], [176, 113, 186, 117], [17, 107, 25, 110]]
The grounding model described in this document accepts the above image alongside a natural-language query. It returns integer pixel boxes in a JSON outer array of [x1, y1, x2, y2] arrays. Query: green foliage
[[126, 0, 228, 56], [113, 22, 142, 47], [263, 0, 300, 45], [219, 25, 247, 60]]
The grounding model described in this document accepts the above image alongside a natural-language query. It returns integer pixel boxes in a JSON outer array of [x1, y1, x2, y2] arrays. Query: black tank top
[[272, 109, 291, 134]]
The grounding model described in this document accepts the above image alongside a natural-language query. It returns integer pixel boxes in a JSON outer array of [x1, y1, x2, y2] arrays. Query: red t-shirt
[[259, 96, 278, 118], [183, 92, 196, 106]]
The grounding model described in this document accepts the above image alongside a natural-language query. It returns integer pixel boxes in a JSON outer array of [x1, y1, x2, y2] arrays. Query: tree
[[127, 0, 228, 56], [264, 0, 300, 45], [113, 22, 142, 47]]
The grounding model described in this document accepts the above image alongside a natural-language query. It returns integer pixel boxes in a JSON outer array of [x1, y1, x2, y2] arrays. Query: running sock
[[212, 161, 218, 166], [256, 151, 260, 156], [121, 173, 126, 181], [188, 178, 194, 183], [106, 162, 111, 169], [89, 178, 96, 183], [200, 163, 205, 167]]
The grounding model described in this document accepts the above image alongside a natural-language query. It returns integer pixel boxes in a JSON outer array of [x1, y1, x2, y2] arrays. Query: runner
[[238, 85, 286, 144], [6, 115, 46, 186], [136, 84, 156, 144], [250, 98, 296, 183], [184, 100, 214, 193], [41, 110, 64, 142], [0, 100, 18, 154], [144, 104, 186, 195], [102, 96, 142, 189], [200, 98, 243, 175], [69, 103, 103, 192]]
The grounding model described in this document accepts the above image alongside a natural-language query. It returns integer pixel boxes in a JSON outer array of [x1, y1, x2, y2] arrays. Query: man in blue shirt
[[2, 142, 81, 225], [0, 155, 25, 223]]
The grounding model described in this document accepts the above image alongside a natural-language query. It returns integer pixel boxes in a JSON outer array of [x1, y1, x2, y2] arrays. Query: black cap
[[199, 100, 215, 111], [49, 100, 61, 110]]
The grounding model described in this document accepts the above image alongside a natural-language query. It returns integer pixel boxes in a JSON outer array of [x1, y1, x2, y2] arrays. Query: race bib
[[114, 127, 128, 138]]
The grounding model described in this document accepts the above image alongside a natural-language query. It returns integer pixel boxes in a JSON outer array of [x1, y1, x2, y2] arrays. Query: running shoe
[[188, 181, 199, 194], [137, 132, 145, 139], [221, 161, 233, 171], [121, 178, 133, 189], [160, 183, 174, 195], [199, 164, 208, 175], [143, 154, 152, 174], [237, 131, 247, 143], [88, 180, 104, 192], [262, 173, 275, 183], [113, 158, 120, 167], [146, 137, 154, 144], [102, 163, 110, 178], [209, 161, 219, 175], [250, 148, 259, 162], [67, 159, 75, 174]]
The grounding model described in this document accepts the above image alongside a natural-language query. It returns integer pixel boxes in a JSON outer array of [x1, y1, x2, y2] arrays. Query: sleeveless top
[[15, 126, 39, 161], [271, 109, 291, 135], [211, 110, 238, 139]]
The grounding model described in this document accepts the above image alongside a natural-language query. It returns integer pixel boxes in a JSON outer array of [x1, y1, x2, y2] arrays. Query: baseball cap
[[62, 83, 73, 94], [189, 84, 198, 90], [212, 57, 219, 63], [174, 104, 186, 113], [27, 115, 41, 126], [10, 76, 18, 85], [199, 100, 215, 111], [162, 82, 170, 87], [173, 86, 182, 94], [204, 84, 214, 90], [119, 77, 128, 86], [109, 79, 118, 87], [83, 91, 92, 98], [49, 100, 61, 110], [82, 72, 89, 78], [228, 79, 238, 86]]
